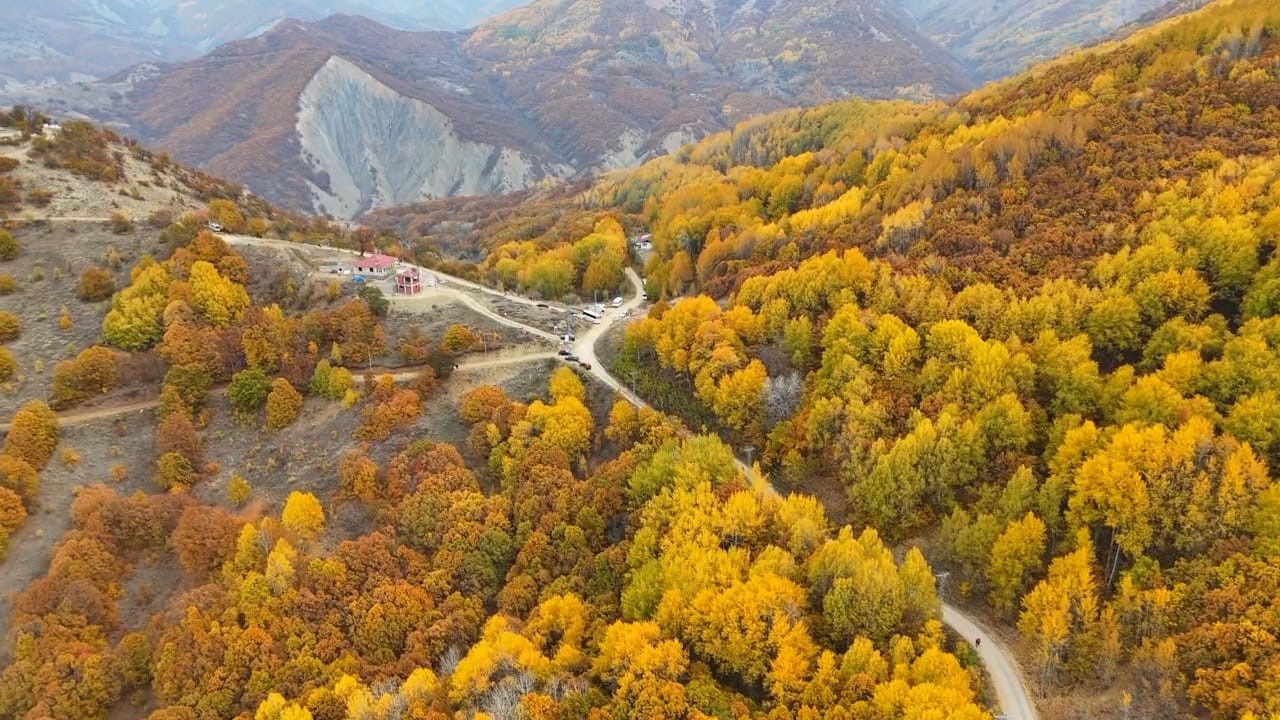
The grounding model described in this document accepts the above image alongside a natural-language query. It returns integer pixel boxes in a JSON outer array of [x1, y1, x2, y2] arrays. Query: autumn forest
[[3, 0, 1280, 719]]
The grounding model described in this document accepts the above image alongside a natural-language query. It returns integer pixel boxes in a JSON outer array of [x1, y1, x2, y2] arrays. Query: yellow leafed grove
[[4, 1, 1280, 720]]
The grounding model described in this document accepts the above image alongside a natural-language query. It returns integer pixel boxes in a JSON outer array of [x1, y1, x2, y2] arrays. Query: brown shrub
[[2, 401, 58, 470], [0, 231, 16, 261], [0, 311, 19, 341], [170, 505, 239, 577], [25, 188, 52, 206], [50, 345, 117, 409], [0, 454, 38, 505], [0, 346, 15, 381], [77, 267, 115, 301], [0, 485, 26, 532], [264, 377, 303, 430], [154, 410, 202, 466]]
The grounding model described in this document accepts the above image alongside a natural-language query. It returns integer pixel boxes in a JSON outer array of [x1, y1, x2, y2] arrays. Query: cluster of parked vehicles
[[557, 349, 591, 370]]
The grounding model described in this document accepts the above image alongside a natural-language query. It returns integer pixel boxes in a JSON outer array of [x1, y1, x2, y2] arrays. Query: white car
[[208, 222, 224, 232], [611, 296, 623, 307]]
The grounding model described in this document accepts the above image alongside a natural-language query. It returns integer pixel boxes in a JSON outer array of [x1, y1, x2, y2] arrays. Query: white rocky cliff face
[[297, 56, 559, 219]]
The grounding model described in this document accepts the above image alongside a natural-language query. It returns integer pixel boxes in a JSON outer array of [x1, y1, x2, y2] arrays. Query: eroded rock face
[[296, 56, 567, 218]]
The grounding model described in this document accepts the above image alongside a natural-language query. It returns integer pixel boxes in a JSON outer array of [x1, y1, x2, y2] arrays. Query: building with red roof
[[352, 253, 398, 277]]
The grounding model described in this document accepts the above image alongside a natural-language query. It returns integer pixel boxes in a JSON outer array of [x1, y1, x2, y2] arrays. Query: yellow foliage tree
[[188, 260, 249, 328], [3, 400, 59, 469], [548, 365, 586, 403], [281, 491, 324, 545]]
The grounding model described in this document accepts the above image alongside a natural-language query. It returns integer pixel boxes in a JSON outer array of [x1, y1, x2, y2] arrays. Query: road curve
[[576, 265, 1040, 719], [943, 604, 1039, 720], [218, 233, 1039, 718]]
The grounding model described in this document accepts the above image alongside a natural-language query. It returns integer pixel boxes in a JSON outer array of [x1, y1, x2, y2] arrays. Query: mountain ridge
[[0, 0, 532, 88], [5, 0, 974, 217], [2, 0, 1209, 218]]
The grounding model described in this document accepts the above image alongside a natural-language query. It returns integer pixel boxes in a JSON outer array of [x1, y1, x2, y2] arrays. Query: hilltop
[[0, 118, 222, 225]]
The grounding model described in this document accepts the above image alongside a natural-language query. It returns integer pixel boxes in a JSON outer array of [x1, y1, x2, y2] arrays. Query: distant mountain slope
[[895, 0, 1175, 80], [1109, 0, 1216, 37], [3, 0, 974, 218], [0, 0, 530, 88]]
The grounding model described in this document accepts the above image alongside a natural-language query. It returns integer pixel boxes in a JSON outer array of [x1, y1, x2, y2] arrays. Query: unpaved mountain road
[[944, 604, 1039, 720], [586, 270, 1039, 720], [88, 232, 1039, 719]]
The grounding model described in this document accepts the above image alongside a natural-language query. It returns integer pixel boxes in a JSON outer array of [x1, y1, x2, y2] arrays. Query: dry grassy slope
[[0, 353, 563, 664], [0, 139, 205, 223], [0, 150, 576, 655], [0, 134, 219, 416], [0, 222, 163, 417], [0, 122, 300, 409]]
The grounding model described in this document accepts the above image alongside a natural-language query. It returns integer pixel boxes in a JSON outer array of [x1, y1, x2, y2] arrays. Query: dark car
[[579, 362, 592, 370], [536, 302, 548, 308], [557, 349, 571, 356], [564, 354, 579, 362]]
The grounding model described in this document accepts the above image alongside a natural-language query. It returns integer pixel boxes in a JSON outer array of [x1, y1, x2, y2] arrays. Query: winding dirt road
[[79, 233, 1038, 718], [944, 604, 1039, 720], [359, 252, 1041, 718]]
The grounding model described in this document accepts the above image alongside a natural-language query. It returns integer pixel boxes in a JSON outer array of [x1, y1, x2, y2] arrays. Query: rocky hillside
[[3, 0, 971, 218], [896, 0, 1178, 80], [0, 0, 528, 88], [295, 57, 565, 219]]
